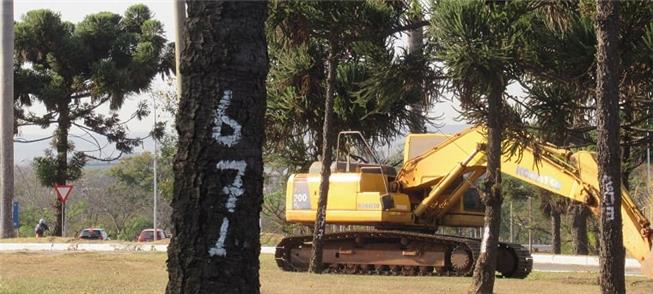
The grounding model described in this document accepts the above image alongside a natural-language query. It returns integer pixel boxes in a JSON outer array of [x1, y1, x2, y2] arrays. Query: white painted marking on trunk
[[216, 160, 247, 212], [209, 90, 248, 257], [480, 225, 490, 253], [600, 175, 616, 221], [212, 90, 242, 147], [209, 217, 230, 257]]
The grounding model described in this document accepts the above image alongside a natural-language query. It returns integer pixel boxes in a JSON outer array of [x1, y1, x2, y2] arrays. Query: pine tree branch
[[14, 136, 54, 143], [83, 152, 124, 162]]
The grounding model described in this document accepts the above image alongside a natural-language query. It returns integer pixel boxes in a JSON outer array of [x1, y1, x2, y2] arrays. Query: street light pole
[[0, 0, 15, 238]]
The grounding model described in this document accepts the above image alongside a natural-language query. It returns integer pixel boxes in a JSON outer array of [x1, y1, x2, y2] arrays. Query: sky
[[11, 0, 466, 162]]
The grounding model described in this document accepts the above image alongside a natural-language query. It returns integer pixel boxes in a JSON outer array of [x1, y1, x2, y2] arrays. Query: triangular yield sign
[[54, 185, 73, 204]]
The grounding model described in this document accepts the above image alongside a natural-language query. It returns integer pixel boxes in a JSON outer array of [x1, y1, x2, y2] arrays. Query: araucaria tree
[[266, 0, 439, 272], [13, 5, 171, 236], [165, 1, 268, 293], [431, 1, 530, 292]]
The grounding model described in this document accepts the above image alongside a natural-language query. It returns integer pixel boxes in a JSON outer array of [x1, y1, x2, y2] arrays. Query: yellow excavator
[[275, 126, 653, 278]]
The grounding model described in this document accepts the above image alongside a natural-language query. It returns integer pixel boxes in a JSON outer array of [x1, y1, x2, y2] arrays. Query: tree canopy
[[265, 0, 440, 171], [14, 5, 173, 235]]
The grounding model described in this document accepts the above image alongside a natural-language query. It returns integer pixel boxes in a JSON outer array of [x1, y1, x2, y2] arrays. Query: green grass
[[0, 252, 652, 293]]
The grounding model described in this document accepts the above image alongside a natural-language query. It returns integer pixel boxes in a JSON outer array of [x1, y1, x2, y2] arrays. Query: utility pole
[[153, 98, 158, 240], [0, 0, 14, 238], [173, 0, 185, 98]]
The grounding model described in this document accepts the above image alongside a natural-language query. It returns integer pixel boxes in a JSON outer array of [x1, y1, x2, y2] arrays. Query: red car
[[137, 228, 167, 242]]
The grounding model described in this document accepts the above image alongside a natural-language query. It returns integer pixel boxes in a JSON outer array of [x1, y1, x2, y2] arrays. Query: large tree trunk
[[570, 203, 589, 255], [309, 46, 338, 273], [53, 101, 71, 237], [469, 83, 504, 294], [551, 211, 561, 254], [595, 1, 625, 293], [166, 1, 268, 293]]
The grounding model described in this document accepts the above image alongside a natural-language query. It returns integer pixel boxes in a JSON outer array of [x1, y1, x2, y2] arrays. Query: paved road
[[0, 243, 643, 276], [533, 263, 642, 276]]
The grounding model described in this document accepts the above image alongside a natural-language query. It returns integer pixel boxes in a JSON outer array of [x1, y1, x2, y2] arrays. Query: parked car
[[137, 228, 167, 242], [78, 228, 109, 240]]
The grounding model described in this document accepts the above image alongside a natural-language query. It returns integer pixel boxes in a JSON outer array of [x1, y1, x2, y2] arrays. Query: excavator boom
[[396, 127, 653, 277]]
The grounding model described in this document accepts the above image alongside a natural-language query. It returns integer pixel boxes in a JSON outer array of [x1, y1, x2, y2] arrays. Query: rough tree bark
[[469, 82, 504, 294], [166, 1, 268, 293], [595, 1, 625, 293], [570, 203, 589, 255], [309, 46, 338, 273]]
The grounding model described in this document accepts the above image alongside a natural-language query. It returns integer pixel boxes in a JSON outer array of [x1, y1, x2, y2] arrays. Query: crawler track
[[275, 231, 532, 278]]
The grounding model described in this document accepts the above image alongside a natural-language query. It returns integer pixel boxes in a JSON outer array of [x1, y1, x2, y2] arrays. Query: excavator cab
[[335, 131, 380, 170], [285, 131, 414, 226]]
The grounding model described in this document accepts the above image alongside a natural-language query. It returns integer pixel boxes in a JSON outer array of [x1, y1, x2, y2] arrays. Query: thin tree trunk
[[469, 83, 504, 293], [166, 1, 268, 293], [551, 211, 561, 254], [570, 100, 590, 255], [595, 1, 625, 293], [53, 101, 71, 236], [309, 46, 338, 273], [406, 0, 425, 134]]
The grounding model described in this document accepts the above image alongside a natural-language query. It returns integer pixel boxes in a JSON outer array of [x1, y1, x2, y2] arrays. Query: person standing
[[34, 219, 49, 238]]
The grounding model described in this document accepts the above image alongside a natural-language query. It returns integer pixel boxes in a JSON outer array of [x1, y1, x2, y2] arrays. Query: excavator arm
[[395, 126, 653, 277]]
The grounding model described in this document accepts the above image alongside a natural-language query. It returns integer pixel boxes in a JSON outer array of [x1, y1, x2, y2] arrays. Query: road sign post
[[54, 185, 73, 237]]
